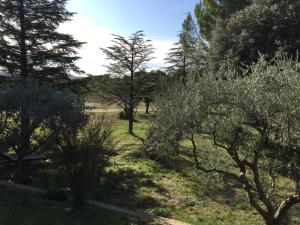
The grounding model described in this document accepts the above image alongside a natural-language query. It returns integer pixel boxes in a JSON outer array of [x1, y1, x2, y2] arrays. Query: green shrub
[[44, 188, 68, 201], [146, 207, 171, 218], [60, 115, 114, 209]]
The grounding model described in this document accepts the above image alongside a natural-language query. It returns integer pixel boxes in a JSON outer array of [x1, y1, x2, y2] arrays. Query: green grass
[[85, 102, 119, 110], [0, 186, 141, 225], [87, 113, 261, 225], [89, 113, 300, 225], [3, 112, 300, 225], [84, 102, 148, 112]]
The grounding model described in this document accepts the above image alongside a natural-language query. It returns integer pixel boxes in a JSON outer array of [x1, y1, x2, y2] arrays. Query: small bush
[[60, 115, 114, 209], [44, 188, 68, 201], [146, 207, 171, 218], [235, 202, 251, 211]]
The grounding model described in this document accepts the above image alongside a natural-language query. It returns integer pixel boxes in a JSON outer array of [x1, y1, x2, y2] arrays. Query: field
[[1, 111, 299, 225]]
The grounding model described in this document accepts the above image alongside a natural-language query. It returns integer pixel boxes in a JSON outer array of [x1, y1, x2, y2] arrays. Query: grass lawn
[[84, 102, 152, 113], [0, 186, 142, 225]]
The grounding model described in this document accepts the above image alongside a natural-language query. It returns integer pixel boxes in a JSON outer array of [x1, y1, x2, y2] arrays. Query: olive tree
[[148, 57, 300, 225], [205, 58, 300, 225], [145, 82, 213, 167]]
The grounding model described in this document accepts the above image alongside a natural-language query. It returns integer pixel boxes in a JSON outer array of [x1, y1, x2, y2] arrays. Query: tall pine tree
[[0, 0, 84, 180], [166, 14, 206, 85], [0, 0, 84, 82]]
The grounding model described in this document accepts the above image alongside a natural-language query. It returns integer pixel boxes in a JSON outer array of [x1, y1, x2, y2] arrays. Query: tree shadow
[[198, 176, 240, 207], [92, 167, 168, 210], [143, 145, 241, 209]]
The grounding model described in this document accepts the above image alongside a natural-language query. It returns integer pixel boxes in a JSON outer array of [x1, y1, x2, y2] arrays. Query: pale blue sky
[[62, 0, 199, 75], [67, 0, 198, 38]]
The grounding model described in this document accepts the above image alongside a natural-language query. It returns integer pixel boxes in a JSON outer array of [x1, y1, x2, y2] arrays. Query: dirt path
[[86, 108, 146, 113], [86, 108, 122, 113], [0, 180, 190, 225]]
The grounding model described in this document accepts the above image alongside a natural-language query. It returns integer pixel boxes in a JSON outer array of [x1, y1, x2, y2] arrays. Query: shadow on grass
[[142, 145, 241, 209], [0, 186, 143, 225], [199, 176, 239, 207], [92, 167, 168, 210]]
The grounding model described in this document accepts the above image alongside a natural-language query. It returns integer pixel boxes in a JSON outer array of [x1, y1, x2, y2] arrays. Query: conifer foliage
[[0, 0, 84, 81]]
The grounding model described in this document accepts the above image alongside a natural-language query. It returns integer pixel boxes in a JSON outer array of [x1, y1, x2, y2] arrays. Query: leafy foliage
[[59, 115, 114, 209], [101, 31, 154, 134], [194, 0, 251, 41], [148, 57, 300, 225], [209, 0, 300, 72], [166, 14, 207, 84]]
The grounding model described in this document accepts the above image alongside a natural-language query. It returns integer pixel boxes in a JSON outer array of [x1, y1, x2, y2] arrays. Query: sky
[[60, 0, 199, 75]]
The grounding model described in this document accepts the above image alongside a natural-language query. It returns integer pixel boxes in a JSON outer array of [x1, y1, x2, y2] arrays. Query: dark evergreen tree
[[166, 14, 206, 85], [0, 0, 84, 82], [0, 0, 84, 180], [165, 42, 188, 85]]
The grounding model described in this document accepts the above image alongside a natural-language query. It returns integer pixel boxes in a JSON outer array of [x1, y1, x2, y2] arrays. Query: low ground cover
[[0, 186, 140, 225]]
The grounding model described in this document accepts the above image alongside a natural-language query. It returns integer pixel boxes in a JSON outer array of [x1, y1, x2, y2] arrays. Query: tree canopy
[[101, 31, 154, 134], [209, 0, 300, 72], [194, 0, 251, 41], [0, 0, 84, 82], [147, 57, 300, 225]]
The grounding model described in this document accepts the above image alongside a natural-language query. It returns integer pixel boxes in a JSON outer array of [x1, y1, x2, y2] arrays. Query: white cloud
[[59, 15, 176, 75]]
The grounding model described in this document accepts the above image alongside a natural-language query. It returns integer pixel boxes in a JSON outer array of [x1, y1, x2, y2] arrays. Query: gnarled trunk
[[190, 134, 199, 169], [145, 100, 151, 114]]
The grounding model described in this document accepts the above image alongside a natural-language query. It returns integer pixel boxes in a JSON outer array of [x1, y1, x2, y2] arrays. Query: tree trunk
[[19, 0, 28, 79], [182, 56, 187, 87], [14, 106, 31, 181], [273, 195, 300, 225], [128, 70, 134, 135], [128, 108, 133, 134], [145, 101, 150, 114], [265, 217, 278, 225], [190, 134, 200, 169], [73, 178, 86, 210], [15, 0, 30, 182], [15, 154, 24, 181]]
